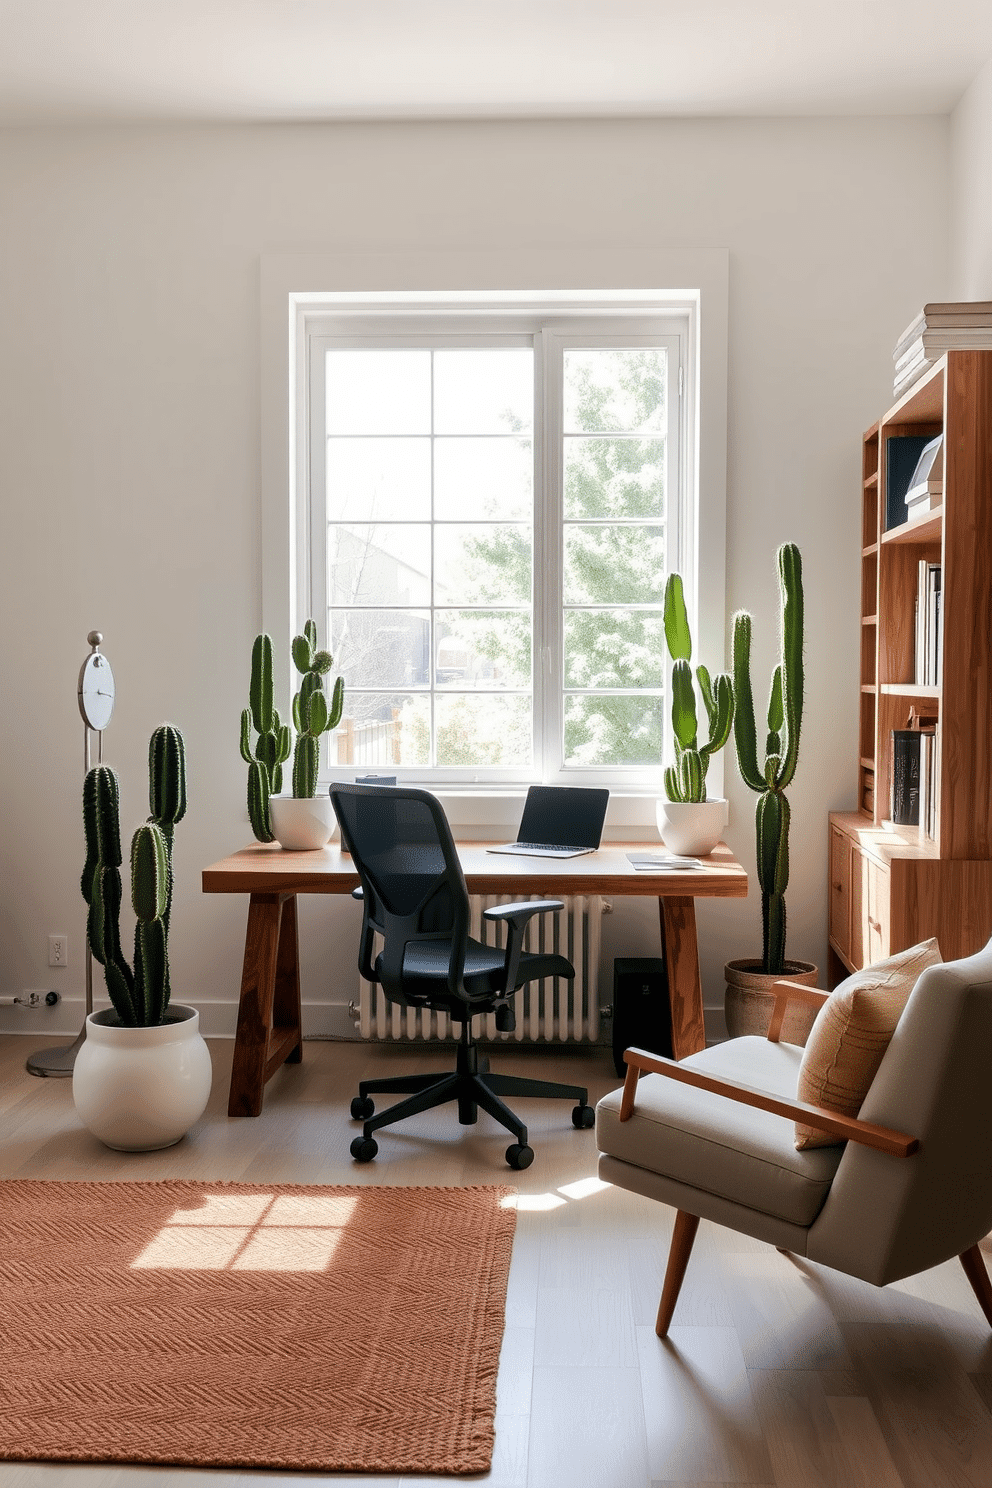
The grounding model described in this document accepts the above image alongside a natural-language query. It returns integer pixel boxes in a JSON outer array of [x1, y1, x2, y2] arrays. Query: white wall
[[0, 116, 949, 1040], [951, 54, 992, 296]]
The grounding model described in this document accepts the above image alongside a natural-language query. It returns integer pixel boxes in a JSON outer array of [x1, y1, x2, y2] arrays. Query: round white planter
[[269, 794, 338, 850], [656, 797, 727, 856], [72, 1005, 212, 1151]]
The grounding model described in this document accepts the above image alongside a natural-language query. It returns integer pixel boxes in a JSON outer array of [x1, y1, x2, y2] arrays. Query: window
[[294, 295, 699, 790]]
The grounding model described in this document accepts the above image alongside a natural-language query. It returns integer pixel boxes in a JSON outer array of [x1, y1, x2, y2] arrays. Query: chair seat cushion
[[596, 1038, 843, 1228], [377, 937, 573, 1005]]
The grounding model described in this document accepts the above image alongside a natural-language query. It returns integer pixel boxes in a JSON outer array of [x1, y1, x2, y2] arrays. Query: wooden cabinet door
[[829, 827, 851, 964], [866, 857, 891, 965], [850, 846, 867, 970]]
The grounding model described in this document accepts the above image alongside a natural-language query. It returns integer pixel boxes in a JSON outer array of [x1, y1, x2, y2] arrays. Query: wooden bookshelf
[[829, 350, 992, 984]]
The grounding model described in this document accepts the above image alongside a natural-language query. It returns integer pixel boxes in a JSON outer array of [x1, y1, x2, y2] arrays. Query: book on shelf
[[903, 434, 943, 508], [914, 560, 942, 687], [918, 726, 940, 843], [885, 435, 932, 530], [891, 729, 921, 827]]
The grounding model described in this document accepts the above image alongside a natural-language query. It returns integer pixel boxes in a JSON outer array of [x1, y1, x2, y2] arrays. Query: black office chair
[[330, 783, 596, 1170]]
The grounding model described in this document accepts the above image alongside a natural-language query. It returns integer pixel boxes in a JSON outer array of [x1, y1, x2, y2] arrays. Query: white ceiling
[[2, 0, 992, 126]]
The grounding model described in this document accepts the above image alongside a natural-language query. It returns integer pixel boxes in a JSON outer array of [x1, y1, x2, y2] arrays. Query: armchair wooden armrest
[[766, 978, 831, 1043], [617, 1046, 918, 1158]]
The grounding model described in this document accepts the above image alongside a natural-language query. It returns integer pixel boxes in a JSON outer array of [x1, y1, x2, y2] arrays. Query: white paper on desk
[[626, 852, 703, 871]]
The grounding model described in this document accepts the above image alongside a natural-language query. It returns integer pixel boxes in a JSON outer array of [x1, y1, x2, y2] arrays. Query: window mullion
[[537, 330, 564, 781]]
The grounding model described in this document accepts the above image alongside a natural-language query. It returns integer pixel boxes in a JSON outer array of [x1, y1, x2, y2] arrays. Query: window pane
[[563, 525, 666, 605], [563, 437, 665, 519], [564, 610, 665, 690], [434, 348, 533, 434], [332, 694, 430, 768], [435, 524, 531, 605], [434, 437, 532, 520], [325, 349, 431, 436], [564, 694, 663, 767], [564, 348, 667, 435], [326, 438, 431, 522], [436, 694, 532, 767], [330, 610, 430, 689], [436, 611, 530, 689], [329, 524, 431, 607]]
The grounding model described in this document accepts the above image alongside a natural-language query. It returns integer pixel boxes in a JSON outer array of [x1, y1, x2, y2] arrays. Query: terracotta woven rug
[[0, 1179, 516, 1475]]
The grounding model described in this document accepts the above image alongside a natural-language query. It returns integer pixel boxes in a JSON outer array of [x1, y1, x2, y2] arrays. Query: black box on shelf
[[891, 730, 921, 826], [885, 435, 932, 531], [611, 958, 672, 1078]]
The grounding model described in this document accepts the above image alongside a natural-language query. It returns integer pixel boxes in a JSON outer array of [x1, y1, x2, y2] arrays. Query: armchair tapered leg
[[656, 1210, 700, 1337], [960, 1245, 992, 1328]]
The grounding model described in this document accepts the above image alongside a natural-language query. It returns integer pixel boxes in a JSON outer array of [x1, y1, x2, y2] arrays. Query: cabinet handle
[[868, 917, 881, 932], [833, 881, 843, 891]]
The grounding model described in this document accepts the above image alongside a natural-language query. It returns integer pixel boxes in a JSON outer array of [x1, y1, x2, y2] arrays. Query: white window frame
[[260, 268, 728, 825]]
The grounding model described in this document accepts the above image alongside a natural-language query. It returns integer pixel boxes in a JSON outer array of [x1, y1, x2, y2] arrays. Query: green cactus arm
[[328, 674, 345, 730], [292, 690, 302, 733], [311, 650, 334, 675], [767, 664, 784, 735], [136, 916, 168, 1026], [247, 760, 274, 843], [663, 763, 684, 802], [249, 634, 274, 733], [663, 573, 692, 661], [731, 612, 766, 793], [292, 631, 313, 673], [149, 724, 187, 828], [292, 734, 319, 799], [764, 754, 781, 787], [307, 688, 329, 736], [776, 542, 804, 790], [678, 749, 705, 803], [702, 672, 734, 754], [696, 663, 714, 721], [277, 721, 292, 763], [131, 824, 169, 923], [240, 708, 255, 764], [104, 954, 139, 1027], [303, 618, 317, 651], [670, 659, 698, 749]]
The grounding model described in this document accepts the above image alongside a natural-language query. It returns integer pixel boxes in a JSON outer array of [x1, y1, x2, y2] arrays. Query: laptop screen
[[516, 786, 610, 849]]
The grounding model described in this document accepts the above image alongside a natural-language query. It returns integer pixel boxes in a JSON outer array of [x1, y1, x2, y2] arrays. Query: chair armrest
[[617, 1047, 919, 1158], [766, 979, 830, 1043], [483, 899, 564, 927]]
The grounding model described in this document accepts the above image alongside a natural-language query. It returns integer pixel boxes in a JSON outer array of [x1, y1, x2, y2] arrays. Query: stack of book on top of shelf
[[915, 559, 942, 687], [893, 301, 992, 399]]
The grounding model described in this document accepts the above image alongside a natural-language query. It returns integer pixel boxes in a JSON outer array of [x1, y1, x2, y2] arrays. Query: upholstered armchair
[[596, 938, 992, 1337]]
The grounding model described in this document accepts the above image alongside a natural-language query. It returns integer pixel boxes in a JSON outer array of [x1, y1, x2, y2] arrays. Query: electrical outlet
[[48, 935, 68, 968]]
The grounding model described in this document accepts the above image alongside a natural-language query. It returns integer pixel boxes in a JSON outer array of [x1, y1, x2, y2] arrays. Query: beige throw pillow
[[794, 938, 941, 1149]]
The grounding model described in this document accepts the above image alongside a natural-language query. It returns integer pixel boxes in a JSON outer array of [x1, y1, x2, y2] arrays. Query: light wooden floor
[[2, 1032, 991, 1488]]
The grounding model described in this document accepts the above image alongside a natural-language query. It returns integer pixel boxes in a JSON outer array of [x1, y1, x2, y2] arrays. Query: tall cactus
[[240, 633, 291, 842], [290, 619, 344, 798], [663, 572, 734, 803], [81, 725, 188, 1026], [732, 543, 804, 976]]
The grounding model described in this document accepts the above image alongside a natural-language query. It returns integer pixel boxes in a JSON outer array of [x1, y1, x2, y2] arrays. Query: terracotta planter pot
[[724, 958, 820, 1045]]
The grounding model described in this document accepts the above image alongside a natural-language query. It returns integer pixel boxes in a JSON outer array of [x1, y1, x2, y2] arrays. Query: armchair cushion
[[597, 1038, 843, 1227], [794, 937, 941, 1149]]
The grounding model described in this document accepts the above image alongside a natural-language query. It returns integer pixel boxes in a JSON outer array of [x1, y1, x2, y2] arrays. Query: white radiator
[[357, 894, 607, 1043]]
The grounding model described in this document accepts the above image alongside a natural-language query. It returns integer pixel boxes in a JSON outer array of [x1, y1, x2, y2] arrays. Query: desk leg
[[228, 891, 303, 1117], [659, 896, 706, 1060]]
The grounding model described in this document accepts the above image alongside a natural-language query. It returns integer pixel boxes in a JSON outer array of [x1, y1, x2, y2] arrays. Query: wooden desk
[[202, 841, 747, 1117]]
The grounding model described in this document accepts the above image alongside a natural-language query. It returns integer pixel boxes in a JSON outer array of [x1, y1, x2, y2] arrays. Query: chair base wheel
[[505, 1143, 534, 1170], [350, 1135, 379, 1162], [572, 1103, 595, 1129], [351, 1096, 375, 1120]]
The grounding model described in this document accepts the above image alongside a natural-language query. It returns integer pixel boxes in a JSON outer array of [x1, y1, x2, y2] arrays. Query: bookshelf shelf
[[829, 350, 992, 988]]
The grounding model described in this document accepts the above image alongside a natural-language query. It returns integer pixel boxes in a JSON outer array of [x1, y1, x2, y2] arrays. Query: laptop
[[487, 786, 610, 858]]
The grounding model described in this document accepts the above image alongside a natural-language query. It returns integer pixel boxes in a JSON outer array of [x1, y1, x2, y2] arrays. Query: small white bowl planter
[[72, 1005, 213, 1151], [268, 794, 338, 850], [656, 798, 728, 857]]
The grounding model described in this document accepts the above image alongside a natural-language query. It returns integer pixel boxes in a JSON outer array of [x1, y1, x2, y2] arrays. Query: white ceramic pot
[[72, 1005, 213, 1151], [656, 797, 727, 856], [269, 794, 337, 850]]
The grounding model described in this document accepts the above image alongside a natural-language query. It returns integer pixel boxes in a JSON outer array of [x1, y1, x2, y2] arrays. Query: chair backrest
[[807, 936, 992, 1285], [329, 783, 471, 1003]]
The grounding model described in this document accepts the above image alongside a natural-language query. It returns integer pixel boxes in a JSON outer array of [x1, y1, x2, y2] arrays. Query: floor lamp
[[26, 631, 115, 1077]]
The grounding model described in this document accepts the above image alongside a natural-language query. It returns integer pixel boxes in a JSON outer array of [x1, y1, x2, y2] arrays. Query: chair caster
[[572, 1104, 595, 1129], [505, 1143, 534, 1170], [350, 1135, 379, 1162], [351, 1096, 375, 1120]]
